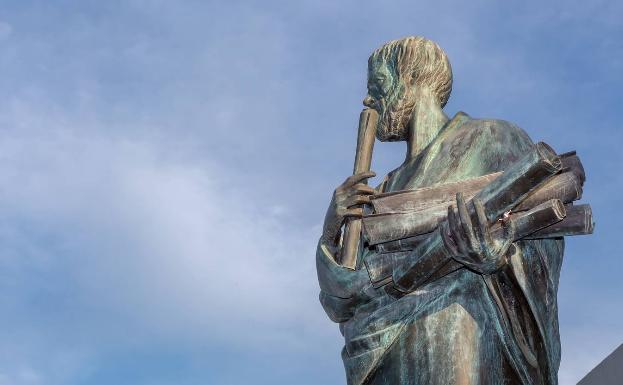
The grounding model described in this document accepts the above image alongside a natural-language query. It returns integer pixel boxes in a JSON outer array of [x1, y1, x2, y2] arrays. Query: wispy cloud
[[0, 103, 337, 383]]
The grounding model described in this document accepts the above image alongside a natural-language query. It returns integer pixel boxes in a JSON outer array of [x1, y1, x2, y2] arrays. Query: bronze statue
[[316, 37, 593, 385]]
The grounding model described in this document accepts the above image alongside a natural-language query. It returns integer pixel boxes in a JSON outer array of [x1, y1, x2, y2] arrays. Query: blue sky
[[0, 1, 620, 384]]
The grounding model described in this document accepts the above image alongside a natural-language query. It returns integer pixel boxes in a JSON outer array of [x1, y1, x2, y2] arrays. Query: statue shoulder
[[440, 113, 535, 174], [453, 115, 533, 148]]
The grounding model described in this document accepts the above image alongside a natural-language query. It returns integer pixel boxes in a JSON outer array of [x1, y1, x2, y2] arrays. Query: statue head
[[366, 36, 453, 141]]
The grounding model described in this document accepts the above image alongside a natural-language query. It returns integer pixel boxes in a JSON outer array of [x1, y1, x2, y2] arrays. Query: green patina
[[317, 37, 564, 385]]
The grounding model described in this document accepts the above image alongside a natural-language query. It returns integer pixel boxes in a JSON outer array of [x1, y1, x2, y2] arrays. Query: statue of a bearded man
[[317, 36, 564, 385]]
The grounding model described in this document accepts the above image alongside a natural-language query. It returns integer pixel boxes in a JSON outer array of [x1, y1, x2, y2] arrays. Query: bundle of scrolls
[[362, 142, 593, 253]]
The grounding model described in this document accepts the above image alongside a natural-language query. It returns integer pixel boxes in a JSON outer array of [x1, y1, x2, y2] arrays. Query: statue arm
[[316, 170, 379, 323]]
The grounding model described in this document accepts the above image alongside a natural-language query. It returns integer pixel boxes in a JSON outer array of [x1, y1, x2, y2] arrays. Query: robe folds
[[316, 112, 564, 385]]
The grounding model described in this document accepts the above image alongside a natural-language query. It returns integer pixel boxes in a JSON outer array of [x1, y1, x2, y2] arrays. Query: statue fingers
[[344, 171, 376, 187], [456, 192, 479, 253], [473, 198, 493, 247], [448, 204, 470, 256], [439, 219, 459, 256], [345, 195, 371, 208], [352, 183, 376, 195], [502, 215, 517, 242], [498, 218, 517, 254]]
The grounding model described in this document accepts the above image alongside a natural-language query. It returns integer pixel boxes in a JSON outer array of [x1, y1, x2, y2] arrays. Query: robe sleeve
[[315, 240, 372, 323]]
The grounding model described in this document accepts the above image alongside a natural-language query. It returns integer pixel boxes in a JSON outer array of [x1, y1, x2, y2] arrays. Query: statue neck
[[406, 93, 448, 160]]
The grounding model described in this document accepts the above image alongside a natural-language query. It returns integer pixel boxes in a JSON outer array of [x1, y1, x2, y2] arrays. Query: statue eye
[[368, 74, 391, 98], [376, 77, 391, 95]]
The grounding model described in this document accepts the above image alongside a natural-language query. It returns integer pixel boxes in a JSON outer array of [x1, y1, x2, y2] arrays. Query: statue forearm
[[317, 242, 366, 294]]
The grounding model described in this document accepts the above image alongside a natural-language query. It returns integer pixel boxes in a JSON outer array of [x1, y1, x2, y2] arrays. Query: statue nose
[[363, 95, 376, 107]]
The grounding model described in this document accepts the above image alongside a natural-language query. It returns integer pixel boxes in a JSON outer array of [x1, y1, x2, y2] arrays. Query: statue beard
[[375, 89, 416, 142], [376, 87, 415, 142]]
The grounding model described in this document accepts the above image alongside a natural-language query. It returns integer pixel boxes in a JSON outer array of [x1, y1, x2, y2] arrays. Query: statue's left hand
[[440, 192, 515, 274]]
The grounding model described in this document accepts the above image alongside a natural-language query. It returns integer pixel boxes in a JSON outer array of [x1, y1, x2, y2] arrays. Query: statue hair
[[369, 36, 453, 108]]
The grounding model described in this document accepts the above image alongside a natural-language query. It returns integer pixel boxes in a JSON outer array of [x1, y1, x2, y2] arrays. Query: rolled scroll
[[339, 108, 378, 270], [498, 199, 567, 239], [514, 171, 583, 211], [560, 151, 585, 185], [525, 204, 594, 239]]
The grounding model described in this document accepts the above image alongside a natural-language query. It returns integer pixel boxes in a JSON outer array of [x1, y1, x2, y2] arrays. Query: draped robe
[[316, 112, 564, 385]]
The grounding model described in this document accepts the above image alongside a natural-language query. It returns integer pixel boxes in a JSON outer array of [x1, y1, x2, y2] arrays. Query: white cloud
[[0, 99, 334, 383]]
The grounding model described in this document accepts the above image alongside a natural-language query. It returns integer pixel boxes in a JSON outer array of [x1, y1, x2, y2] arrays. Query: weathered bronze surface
[[316, 36, 593, 385]]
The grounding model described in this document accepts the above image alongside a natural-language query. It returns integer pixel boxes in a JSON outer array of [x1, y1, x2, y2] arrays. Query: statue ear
[[392, 58, 415, 87], [396, 66, 416, 88]]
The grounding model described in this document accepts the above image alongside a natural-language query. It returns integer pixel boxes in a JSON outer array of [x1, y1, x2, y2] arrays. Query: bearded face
[[367, 60, 417, 142]]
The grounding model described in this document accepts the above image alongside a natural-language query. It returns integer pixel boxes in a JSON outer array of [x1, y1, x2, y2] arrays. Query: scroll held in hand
[[339, 108, 378, 270]]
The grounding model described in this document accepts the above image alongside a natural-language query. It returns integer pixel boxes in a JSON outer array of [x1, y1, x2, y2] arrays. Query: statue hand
[[440, 192, 515, 275], [322, 171, 376, 247]]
